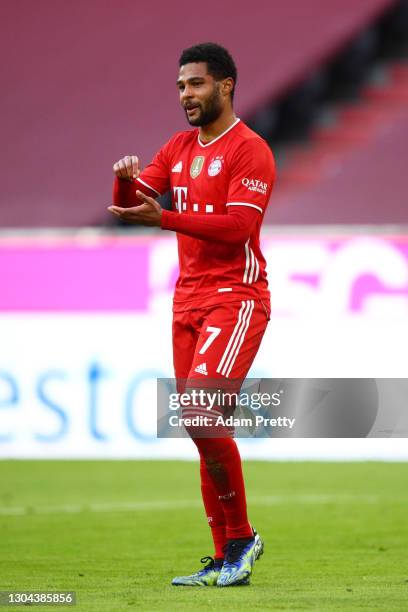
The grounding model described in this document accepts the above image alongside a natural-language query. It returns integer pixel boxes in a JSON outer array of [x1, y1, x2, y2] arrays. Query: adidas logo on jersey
[[172, 161, 182, 173], [194, 362, 208, 376]]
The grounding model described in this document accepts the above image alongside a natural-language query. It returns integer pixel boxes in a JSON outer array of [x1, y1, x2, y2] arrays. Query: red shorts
[[172, 299, 270, 385]]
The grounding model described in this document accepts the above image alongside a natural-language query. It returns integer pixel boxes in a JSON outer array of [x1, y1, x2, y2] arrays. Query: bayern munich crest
[[208, 156, 224, 176]]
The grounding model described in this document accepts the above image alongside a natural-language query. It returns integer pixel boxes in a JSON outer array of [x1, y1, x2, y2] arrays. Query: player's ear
[[222, 77, 234, 99]]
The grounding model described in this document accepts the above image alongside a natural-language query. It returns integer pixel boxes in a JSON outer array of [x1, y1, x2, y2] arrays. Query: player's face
[[177, 63, 224, 127]]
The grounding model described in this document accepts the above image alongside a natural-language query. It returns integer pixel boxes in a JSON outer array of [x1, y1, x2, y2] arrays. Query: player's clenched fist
[[113, 155, 140, 180]]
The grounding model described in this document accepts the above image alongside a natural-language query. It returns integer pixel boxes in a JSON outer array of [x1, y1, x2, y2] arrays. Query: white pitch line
[[0, 494, 383, 517], [250, 494, 381, 505]]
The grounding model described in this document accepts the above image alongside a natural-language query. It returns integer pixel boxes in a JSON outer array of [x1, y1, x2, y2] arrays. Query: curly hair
[[179, 42, 237, 100]]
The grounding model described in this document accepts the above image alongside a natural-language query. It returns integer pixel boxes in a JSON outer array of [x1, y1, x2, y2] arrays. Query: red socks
[[194, 437, 253, 552], [199, 457, 227, 558]]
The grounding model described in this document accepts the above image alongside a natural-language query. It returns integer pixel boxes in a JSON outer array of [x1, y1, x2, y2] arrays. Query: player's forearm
[[160, 208, 258, 245], [112, 177, 139, 206], [112, 177, 157, 206]]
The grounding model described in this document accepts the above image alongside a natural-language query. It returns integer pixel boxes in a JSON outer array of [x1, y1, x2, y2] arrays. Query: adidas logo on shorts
[[194, 362, 208, 376]]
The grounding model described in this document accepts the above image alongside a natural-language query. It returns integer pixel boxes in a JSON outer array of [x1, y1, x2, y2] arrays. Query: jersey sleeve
[[136, 140, 172, 197], [160, 205, 259, 245], [226, 138, 276, 214], [112, 140, 172, 206]]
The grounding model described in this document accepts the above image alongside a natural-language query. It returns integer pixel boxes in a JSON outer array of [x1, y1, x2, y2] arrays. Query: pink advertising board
[[0, 234, 408, 316], [0, 233, 407, 315], [0, 231, 407, 459]]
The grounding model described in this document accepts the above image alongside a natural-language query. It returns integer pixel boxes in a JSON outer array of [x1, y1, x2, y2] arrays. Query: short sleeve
[[226, 138, 276, 214]]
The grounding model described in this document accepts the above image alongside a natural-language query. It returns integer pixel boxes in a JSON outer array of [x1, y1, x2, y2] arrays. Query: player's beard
[[185, 86, 223, 127]]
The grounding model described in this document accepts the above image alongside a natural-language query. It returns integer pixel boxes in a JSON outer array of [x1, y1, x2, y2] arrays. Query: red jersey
[[114, 119, 276, 311]]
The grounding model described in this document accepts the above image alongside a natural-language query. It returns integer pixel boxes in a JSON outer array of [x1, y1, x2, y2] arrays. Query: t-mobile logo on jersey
[[173, 186, 188, 212], [173, 186, 214, 214]]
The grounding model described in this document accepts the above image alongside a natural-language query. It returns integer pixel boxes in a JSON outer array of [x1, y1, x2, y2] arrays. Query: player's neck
[[198, 110, 237, 144]]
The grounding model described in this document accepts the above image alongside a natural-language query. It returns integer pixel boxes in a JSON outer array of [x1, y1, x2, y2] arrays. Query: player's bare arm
[[113, 155, 140, 180], [108, 191, 162, 226]]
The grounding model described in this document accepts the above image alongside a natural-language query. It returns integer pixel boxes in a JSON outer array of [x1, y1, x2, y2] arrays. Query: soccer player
[[109, 42, 275, 587]]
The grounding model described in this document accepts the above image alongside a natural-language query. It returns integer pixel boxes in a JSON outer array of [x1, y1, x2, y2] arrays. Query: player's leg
[[189, 299, 269, 540], [172, 310, 198, 381], [200, 456, 227, 562], [171, 455, 226, 586], [173, 310, 227, 550], [171, 309, 226, 586], [188, 299, 269, 586]]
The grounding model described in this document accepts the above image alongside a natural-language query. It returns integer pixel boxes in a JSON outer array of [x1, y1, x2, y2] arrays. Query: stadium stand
[[0, 0, 401, 227], [269, 62, 408, 223]]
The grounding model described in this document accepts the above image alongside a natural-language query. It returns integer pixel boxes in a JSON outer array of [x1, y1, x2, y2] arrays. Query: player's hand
[[108, 190, 162, 226], [113, 155, 140, 180]]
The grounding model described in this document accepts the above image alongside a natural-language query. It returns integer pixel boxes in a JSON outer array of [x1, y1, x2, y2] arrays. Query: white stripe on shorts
[[216, 300, 254, 377], [224, 300, 254, 377], [216, 301, 247, 375]]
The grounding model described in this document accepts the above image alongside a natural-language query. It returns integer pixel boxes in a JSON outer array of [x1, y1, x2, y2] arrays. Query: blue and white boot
[[217, 528, 264, 587], [172, 556, 223, 586]]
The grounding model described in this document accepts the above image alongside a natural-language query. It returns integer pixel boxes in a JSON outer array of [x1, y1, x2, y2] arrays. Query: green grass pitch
[[1, 460, 407, 611]]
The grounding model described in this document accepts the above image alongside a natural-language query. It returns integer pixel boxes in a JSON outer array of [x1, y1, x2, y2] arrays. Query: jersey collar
[[197, 118, 240, 148]]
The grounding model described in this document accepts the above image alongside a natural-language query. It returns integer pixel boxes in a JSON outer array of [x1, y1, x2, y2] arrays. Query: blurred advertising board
[[0, 230, 407, 459]]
